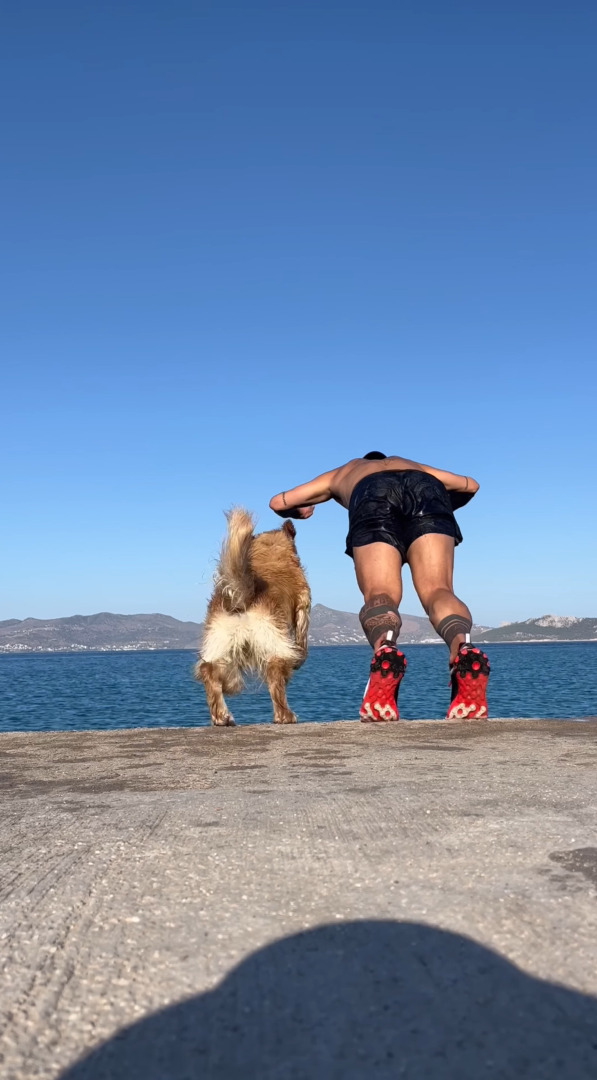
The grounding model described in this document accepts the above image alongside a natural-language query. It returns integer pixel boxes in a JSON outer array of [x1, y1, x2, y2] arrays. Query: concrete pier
[[1, 718, 597, 1078]]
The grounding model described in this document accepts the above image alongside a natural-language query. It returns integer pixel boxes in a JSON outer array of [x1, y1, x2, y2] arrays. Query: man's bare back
[[270, 454, 478, 517], [330, 456, 478, 509]]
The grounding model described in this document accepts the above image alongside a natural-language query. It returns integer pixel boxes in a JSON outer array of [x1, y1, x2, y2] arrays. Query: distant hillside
[[308, 605, 490, 645], [0, 606, 489, 653], [1, 609, 593, 655], [0, 613, 203, 653], [476, 615, 597, 643]]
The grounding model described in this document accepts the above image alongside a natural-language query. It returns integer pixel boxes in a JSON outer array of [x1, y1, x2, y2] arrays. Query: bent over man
[[269, 452, 489, 722]]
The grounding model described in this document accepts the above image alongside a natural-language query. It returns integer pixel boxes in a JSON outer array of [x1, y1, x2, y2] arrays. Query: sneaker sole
[[360, 647, 407, 723], [446, 647, 490, 721]]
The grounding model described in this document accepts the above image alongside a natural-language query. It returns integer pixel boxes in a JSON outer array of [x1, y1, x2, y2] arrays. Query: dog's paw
[[273, 711, 297, 724], [211, 713, 235, 727]]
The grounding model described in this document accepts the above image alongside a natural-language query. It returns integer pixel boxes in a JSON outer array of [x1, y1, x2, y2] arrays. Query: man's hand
[[273, 505, 314, 520]]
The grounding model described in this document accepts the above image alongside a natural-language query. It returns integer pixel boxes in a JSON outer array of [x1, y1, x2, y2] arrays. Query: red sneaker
[[360, 646, 407, 722], [446, 647, 490, 720]]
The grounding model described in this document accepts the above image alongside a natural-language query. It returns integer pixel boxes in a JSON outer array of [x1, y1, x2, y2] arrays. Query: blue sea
[[0, 643, 595, 732]]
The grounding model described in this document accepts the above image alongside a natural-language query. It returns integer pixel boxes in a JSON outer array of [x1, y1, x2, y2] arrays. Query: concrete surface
[[1, 718, 597, 1079]]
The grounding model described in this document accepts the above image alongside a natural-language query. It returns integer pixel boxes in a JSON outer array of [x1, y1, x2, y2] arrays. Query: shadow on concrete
[[60, 920, 597, 1079]]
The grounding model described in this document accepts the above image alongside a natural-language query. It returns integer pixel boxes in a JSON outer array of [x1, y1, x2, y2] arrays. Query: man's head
[[363, 451, 387, 460]]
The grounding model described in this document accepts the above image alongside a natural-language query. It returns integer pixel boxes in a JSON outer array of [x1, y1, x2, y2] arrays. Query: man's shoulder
[[337, 457, 362, 472], [331, 459, 363, 482]]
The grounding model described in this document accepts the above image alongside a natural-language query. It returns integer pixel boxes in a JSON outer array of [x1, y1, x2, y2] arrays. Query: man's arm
[[413, 461, 479, 508], [425, 467, 480, 496], [389, 455, 479, 496], [269, 469, 336, 520]]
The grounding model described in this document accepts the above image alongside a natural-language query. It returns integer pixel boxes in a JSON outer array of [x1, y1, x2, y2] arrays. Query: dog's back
[[249, 520, 309, 635]]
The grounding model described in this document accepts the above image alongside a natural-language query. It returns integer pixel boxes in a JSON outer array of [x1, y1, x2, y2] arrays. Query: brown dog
[[195, 509, 311, 725]]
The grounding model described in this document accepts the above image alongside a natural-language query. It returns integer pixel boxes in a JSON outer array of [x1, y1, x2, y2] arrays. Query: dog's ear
[[282, 520, 296, 541]]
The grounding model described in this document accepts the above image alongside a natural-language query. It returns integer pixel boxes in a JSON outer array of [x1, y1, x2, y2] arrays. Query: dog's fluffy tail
[[216, 508, 256, 612]]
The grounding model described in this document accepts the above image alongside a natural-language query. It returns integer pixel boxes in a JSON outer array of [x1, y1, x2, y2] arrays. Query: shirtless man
[[269, 452, 489, 722]]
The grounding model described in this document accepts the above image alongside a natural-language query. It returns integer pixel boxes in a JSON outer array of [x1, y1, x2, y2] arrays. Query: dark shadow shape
[[550, 847, 597, 887], [60, 920, 597, 1079]]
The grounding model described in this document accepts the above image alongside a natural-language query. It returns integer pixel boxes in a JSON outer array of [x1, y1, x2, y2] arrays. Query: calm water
[[0, 643, 595, 732]]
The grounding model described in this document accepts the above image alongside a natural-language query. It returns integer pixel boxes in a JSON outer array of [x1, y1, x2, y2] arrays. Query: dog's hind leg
[[265, 658, 297, 724], [196, 661, 235, 726], [293, 586, 311, 668]]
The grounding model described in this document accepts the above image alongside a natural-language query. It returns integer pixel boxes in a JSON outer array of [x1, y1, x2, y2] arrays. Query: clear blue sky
[[2, 1, 596, 626]]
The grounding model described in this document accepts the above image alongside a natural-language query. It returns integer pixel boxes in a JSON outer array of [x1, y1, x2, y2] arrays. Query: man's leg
[[405, 534, 470, 661], [352, 543, 407, 721], [353, 542, 403, 650], [407, 534, 489, 719]]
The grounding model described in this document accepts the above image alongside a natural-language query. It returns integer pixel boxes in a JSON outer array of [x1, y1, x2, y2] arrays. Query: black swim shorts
[[345, 469, 463, 560]]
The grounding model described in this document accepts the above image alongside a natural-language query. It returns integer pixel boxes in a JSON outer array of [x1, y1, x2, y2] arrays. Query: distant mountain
[[308, 604, 490, 645], [307, 604, 366, 645], [0, 606, 489, 653], [0, 613, 203, 653], [1, 609, 593, 655], [475, 615, 597, 643]]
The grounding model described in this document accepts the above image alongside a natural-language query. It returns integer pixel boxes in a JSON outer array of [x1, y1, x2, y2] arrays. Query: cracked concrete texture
[[1, 718, 596, 1078]]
